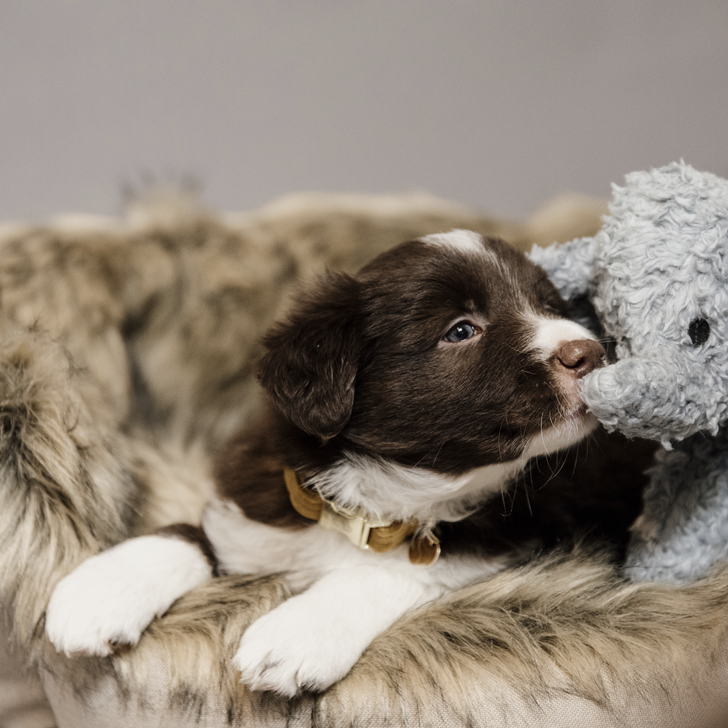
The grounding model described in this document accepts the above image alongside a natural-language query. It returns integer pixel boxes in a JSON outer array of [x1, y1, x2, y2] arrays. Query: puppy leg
[[46, 529, 213, 656], [233, 563, 441, 696]]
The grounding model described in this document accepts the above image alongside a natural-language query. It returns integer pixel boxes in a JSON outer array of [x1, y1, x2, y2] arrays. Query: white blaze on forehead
[[529, 314, 596, 358], [421, 229, 486, 257]]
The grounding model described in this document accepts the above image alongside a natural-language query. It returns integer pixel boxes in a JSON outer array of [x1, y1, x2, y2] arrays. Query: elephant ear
[[257, 272, 362, 444], [529, 235, 600, 303]]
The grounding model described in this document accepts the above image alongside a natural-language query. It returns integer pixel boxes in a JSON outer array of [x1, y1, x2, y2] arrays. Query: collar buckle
[[319, 500, 392, 549]]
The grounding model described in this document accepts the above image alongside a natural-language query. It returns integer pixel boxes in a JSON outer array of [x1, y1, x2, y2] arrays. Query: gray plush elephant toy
[[530, 161, 728, 583]]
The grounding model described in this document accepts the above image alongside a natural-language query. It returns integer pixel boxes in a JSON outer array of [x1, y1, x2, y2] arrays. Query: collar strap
[[283, 467, 440, 566]]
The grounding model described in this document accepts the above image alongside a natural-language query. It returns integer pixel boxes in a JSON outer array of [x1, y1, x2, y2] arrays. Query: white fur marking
[[46, 535, 212, 656], [524, 412, 598, 459], [234, 563, 440, 696], [308, 454, 526, 526], [421, 229, 486, 257], [203, 496, 410, 590], [529, 314, 596, 358]]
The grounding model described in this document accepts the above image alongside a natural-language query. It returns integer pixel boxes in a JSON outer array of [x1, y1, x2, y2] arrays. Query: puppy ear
[[257, 272, 361, 443]]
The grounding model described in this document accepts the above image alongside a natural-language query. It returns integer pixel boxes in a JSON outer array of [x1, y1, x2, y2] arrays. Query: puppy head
[[258, 230, 603, 474]]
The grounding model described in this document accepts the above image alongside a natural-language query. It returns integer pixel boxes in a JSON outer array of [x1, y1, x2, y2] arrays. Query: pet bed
[[1, 190, 726, 728]]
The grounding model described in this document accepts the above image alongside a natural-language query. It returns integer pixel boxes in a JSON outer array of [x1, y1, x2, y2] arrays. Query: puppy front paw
[[47, 552, 153, 657], [233, 600, 362, 697], [46, 535, 212, 657]]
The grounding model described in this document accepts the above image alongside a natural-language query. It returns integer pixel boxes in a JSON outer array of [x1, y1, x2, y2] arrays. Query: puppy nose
[[556, 339, 606, 379]]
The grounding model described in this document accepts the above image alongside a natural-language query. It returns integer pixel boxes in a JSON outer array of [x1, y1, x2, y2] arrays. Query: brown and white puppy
[[46, 230, 604, 697]]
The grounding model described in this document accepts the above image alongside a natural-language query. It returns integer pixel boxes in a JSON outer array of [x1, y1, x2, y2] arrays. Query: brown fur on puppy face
[[258, 232, 598, 477], [348, 235, 586, 471]]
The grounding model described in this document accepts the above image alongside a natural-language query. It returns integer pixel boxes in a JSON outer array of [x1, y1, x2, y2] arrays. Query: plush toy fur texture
[[2, 188, 728, 726], [531, 162, 728, 583]]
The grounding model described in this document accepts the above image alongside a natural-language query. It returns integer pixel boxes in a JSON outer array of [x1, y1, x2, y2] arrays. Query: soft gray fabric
[[627, 426, 728, 582], [529, 233, 599, 303], [530, 162, 728, 582]]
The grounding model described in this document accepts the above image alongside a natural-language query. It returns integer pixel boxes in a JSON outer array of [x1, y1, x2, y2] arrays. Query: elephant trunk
[[580, 356, 719, 446]]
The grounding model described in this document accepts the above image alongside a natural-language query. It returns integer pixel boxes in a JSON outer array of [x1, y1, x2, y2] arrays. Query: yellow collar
[[283, 467, 440, 566]]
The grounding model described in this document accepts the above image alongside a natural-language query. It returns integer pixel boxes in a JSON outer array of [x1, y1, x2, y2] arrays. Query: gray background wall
[[1, 1, 726, 222]]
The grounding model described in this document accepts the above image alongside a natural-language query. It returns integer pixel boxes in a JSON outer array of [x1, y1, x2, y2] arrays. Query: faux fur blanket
[[2, 190, 727, 728]]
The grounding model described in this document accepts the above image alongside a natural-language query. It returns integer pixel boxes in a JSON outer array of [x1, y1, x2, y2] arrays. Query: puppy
[[46, 230, 605, 697]]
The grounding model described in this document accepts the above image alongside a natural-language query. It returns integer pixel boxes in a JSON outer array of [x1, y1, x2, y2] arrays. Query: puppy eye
[[688, 317, 711, 346], [443, 321, 479, 343]]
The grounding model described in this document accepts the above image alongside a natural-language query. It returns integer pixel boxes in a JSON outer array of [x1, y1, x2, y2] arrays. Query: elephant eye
[[688, 317, 710, 346]]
